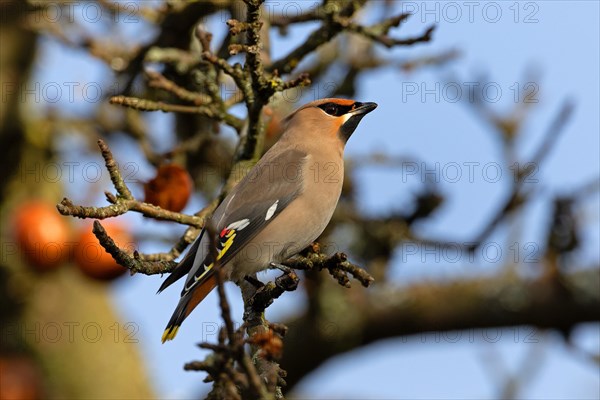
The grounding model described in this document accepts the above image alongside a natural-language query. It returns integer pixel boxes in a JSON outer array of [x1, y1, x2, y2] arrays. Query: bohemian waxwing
[[159, 98, 377, 342]]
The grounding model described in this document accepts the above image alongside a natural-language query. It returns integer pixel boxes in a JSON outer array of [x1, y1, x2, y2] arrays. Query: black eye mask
[[318, 102, 354, 117]]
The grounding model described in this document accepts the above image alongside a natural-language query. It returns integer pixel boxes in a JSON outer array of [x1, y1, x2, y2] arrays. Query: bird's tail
[[161, 272, 217, 343], [157, 229, 205, 294]]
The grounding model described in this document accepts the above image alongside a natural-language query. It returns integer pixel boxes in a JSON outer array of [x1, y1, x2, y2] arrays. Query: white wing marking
[[226, 218, 250, 231], [265, 200, 279, 221]]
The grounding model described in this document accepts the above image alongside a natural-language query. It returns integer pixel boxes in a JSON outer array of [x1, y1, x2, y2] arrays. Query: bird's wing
[[158, 147, 308, 296]]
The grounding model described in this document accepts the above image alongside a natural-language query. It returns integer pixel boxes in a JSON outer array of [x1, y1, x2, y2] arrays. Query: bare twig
[[268, 1, 366, 75], [472, 101, 574, 245], [286, 243, 375, 288], [248, 272, 300, 313], [335, 13, 435, 48], [92, 220, 177, 275], [98, 138, 133, 199], [109, 95, 244, 131], [57, 196, 204, 226], [145, 70, 212, 105]]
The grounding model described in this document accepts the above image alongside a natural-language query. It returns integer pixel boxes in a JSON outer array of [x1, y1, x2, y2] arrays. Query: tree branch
[[56, 140, 206, 226], [282, 268, 600, 390], [286, 243, 374, 288], [109, 95, 244, 131], [92, 220, 176, 275]]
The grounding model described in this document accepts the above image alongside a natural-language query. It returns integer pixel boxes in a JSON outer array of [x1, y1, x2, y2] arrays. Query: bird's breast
[[227, 154, 344, 282]]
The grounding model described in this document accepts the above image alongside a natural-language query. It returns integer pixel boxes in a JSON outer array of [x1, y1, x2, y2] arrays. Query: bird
[[158, 98, 377, 342]]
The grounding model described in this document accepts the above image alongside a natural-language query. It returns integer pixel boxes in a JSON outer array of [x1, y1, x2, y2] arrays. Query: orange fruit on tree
[[0, 355, 44, 400], [144, 164, 193, 212], [12, 200, 70, 272], [264, 106, 284, 140], [74, 220, 133, 281]]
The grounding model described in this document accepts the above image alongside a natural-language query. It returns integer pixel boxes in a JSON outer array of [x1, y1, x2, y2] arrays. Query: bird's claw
[[270, 262, 293, 274]]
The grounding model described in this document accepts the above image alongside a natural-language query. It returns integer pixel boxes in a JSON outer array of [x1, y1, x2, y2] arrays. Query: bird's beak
[[339, 102, 378, 142], [350, 102, 378, 115]]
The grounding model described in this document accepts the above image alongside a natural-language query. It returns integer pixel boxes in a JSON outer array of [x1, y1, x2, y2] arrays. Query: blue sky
[[31, 1, 599, 398]]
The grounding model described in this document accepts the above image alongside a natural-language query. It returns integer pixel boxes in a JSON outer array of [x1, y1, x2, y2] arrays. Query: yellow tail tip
[[161, 326, 179, 343]]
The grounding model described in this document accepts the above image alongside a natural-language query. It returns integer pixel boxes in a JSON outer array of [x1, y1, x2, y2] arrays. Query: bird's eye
[[320, 103, 340, 116], [324, 104, 339, 115]]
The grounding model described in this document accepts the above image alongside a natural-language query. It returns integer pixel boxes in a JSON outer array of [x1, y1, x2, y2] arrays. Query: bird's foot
[[247, 265, 299, 313], [269, 262, 293, 274], [271, 263, 299, 291]]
